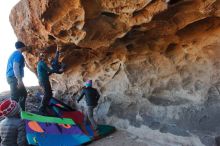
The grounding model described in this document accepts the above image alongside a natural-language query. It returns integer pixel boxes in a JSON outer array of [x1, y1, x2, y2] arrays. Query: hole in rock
[[101, 12, 118, 18], [126, 44, 134, 50], [168, 0, 182, 5], [59, 30, 68, 37], [106, 52, 113, 56], [165, 43, 177, 53], [48, 35, 56, 41]]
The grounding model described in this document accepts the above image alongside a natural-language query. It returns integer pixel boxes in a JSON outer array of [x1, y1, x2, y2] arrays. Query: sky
[[0, 1, 38, 92]]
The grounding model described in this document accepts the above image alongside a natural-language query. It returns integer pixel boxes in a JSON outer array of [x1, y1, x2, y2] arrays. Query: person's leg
[[57, 69, 64, 74], [83, 107, 89, 124], [7, 77, 19, 102], [18, 87, 27, 111], [39, 80, 52, 113], [51, 66, 63, 74], [61, 62, 66, 69], [55, 70, 63, 74], [57, 63, 65, 74], [87, 106, 97, 130]]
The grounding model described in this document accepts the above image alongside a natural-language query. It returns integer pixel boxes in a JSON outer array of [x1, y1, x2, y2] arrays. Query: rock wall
[[10, 0, 220, 145]]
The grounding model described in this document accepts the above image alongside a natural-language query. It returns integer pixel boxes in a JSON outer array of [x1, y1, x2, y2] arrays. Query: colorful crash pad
[[62, 111, 98, 137], [21, 111, 74, 125], [21, 111, 91, 146], [48, 97, 75, 117], [62, 111, 116, 139], [62, 111, 84, 125], [97, 125, 116, 138], [48, 97, 116, 139], [49, 97, 74, 111], [28, 133, 91, 146]]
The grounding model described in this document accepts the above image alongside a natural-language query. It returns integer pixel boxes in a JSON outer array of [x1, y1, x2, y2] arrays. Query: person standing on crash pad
[[77, 80, 100, 130], [6, 41, 27, 111], [37, 52, 54, 114]]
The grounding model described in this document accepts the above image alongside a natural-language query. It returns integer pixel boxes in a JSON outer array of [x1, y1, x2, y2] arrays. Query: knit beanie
[[15, 41, 25, 49], [84, 80, 92, 87], [0, 99, 20, 117]]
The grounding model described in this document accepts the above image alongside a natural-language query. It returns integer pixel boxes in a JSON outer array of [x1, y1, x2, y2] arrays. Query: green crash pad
[[97, 125, 116, 138], [21, 111, 74, 125]]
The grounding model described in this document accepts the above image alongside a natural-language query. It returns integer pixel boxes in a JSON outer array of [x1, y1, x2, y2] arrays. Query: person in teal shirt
[[37, 52, 54, 114]]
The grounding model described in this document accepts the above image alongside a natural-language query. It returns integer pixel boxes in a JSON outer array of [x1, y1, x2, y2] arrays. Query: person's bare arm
[[13, 62, 24, 89]]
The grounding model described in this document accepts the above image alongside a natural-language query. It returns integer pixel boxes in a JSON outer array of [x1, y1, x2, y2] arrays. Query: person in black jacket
[[77, 80, 100, 130]]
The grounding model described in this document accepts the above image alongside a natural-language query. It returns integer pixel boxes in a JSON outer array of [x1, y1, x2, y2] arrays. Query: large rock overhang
[[10, 0, 220, 145]]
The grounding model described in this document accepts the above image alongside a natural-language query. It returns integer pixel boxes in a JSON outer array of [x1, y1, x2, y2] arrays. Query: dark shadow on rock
[[160, 124, 190, 137], [148, 96, 190, 106]]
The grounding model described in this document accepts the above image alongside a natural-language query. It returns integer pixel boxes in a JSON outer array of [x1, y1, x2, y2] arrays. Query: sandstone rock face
[[10, 0, 220, 145]]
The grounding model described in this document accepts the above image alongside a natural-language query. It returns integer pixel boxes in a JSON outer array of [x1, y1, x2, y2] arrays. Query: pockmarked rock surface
[[10, 0, 220, 146]]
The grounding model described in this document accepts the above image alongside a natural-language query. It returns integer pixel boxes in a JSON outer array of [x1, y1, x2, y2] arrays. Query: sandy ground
[[89, 130, 148, 146]]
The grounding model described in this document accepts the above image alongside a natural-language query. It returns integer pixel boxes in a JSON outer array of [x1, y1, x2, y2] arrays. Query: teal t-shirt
[[37, 60, 52, 82]]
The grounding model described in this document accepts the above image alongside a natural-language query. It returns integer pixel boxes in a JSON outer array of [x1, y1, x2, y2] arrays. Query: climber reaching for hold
[[37, 52, 55, 115], [50, 44, 66, 74]]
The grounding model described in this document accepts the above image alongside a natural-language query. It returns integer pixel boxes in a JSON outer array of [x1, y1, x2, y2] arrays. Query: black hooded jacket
[[77, 87, 100, 106]]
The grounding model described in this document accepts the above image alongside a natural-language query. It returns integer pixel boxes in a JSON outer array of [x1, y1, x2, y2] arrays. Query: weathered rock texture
[[10, 0, 220, 145]]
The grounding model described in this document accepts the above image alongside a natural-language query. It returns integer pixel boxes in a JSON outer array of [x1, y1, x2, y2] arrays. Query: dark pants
[[52, 69, 63, 74], [39, 79, 52, 113], [52, 63, 66, 74], [7, 77, 27, 111], [85, 106, 97, 130]]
